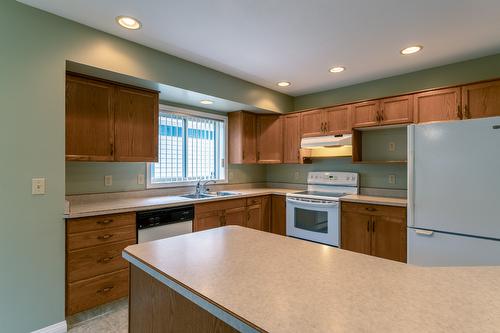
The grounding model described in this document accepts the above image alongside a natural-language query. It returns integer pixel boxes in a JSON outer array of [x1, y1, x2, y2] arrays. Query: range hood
[[300, 134, 352, 148]]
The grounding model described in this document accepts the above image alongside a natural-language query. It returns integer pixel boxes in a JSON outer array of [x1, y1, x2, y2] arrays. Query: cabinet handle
[[98, 256, 115, 263], [96, 219, 113, 225], [365, 207, 377, 212], [367, 220, 370, 232], [110, 143, 114, 155], [320, 122, 324, 132], [456, 105, 463, 120], [242, 151, 245, 160], [379, 109, 384, 121], [372, 220, 375, 233], [464, 105, 471, 119], [97, 286, 114, 293], [97, 234, 113, 240], [220, 215, 226, 226]]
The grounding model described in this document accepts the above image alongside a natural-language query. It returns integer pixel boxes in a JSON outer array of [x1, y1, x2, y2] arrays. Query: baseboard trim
[[31, 321, 67, 333]]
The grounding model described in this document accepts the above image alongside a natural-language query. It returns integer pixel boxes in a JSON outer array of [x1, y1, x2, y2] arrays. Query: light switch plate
[[32, 178, 46, 195], [104, 175, 112, 186], [388, 142, 396, 152], [388, 175, 396, 185], [137, 174, 145, 185]]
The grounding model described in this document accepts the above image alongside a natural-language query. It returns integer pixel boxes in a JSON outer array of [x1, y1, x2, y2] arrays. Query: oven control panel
[[307, 172, 359, 186]]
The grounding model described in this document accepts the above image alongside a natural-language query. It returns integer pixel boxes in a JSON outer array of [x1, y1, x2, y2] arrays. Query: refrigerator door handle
[[415, 229, 434, 236], [407, 125, 415, 227], [493, 125, 500, 129]]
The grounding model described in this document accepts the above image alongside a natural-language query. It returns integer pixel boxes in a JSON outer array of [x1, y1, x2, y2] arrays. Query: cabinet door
[[242, 112, 257, 163], [224, 207, 246, 227], [229, 112, 257, 164], [282, 114, 301, 163], [66, 75, 115, 161], [114, 87, 159, 162], [379, 95, 413, 125], [257, 115, 283, 164], [194, 211, 221, 232], [371, 215, 407, 263], [462, 80, 500, 119], [324, 105, 352, 135], [271, 195, 286, 236], [414, 88, 461, 123], [246, 204, 262, 230], [300, 110, 325, 137], [340, 211, 371, 255], [260, 195, 271, 232], [352, 101, 379, 128]]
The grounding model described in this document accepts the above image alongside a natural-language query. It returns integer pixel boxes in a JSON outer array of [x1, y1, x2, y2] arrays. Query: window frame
[[146, 104, 228, 189]]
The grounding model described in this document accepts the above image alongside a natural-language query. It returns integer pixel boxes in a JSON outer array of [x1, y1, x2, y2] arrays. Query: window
[[148, 106, 227, 187]]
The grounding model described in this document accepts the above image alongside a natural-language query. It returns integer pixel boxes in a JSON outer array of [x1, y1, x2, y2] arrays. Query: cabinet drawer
[[195, 198, 246, 214], [246, 196, 262, 206], [67, 239, 135, 283], [341, 202, 406, 218], [67, 268, 129, 315], [67, 225, 136, 251], [67, 212, 135, 234]]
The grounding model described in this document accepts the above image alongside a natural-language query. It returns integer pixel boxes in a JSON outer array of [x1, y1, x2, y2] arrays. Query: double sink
[[180, 191, 242, 200]]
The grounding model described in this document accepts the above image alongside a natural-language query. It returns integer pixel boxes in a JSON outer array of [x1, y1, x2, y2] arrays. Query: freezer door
[[408, 117, 500, 239], [408, 228, 500, 266]]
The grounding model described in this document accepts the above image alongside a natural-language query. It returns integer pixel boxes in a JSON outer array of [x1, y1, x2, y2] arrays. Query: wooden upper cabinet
[[114, 87, 159, 162], [282, 114, 301, 163], [379, 95, 413, 125], [351, 100, 380, 128], [300, 109, 325, 137], [414, 88, 461, 123], [66, 75, 115, 161], [228, 111, 257, 164], [462, 80, 500, 119], [256, 115, 283, 164], [371, 215, 407, 263], [324, 105, 352, 135]]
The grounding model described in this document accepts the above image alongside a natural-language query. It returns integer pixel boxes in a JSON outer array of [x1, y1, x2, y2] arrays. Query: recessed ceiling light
[[277, 81, 291, 87], [400, 45, 423, 55], [329, 66, 345, 73], [116, 16, 142, 30], [200, 100, 214, 105]]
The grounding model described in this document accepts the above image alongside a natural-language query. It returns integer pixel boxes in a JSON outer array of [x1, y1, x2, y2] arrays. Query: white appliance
[[301, 134, 352, 148], [286, 172, 359, 246], [408, 117, 500, 266], [136, 205, 193, 243]]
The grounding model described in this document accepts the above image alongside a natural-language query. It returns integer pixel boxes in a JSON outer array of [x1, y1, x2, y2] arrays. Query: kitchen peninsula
[[123, 226, 500, 333]]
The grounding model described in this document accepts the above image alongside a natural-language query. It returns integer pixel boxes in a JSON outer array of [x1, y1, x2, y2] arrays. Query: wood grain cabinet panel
[[414, 88, 462, 123], [379, 95, 414, 125], [270, 195, 286, 236], [67, 225, 136, 251], [246, 204, 263, 230], [300, 110, 325, 137], [282, 114, 301, 163], [324, 105, 352, 135], [114, 87, 159, 162], [66, 212, 135, 234], [194, 210, 222, 232], [224, 206, 246, 227], [65, 75, 115, 161], [228, 111, 257, 164], [341, 211, 371, 255], [462, 80, 500, 119], [371, 215, 407, 263], [352, 100, 380, 128], [256, 115, 283, 163]]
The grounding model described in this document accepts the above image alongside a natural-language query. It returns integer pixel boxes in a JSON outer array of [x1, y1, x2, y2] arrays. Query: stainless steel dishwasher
[[136, 205, 194, 243]]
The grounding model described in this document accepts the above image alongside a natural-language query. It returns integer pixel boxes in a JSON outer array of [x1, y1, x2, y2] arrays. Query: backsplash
[[66, 162, 267, 195]]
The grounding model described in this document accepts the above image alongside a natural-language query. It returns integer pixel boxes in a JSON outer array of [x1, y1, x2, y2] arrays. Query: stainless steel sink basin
[[180, 193, 215, 199], [213, 191, 241, 196]]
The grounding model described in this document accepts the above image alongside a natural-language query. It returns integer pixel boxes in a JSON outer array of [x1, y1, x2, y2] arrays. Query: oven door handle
[[286, 197, 338, 208]]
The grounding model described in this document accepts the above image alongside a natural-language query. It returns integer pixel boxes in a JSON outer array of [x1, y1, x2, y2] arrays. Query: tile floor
[[68, 301, 128, 332]]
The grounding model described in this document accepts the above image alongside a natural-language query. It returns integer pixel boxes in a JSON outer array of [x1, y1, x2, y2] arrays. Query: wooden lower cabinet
[[270, 195, 286, 236], [194, 210, 222, 232], [341, 202, 407, 263], [66, 212, 136, 315], [225, 206, 246, 227]]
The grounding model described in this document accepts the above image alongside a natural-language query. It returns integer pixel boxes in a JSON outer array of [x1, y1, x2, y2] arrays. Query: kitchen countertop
[[340, 194, 407, 207], [65, 188, 299, 218], [123, 226, 500, 333]]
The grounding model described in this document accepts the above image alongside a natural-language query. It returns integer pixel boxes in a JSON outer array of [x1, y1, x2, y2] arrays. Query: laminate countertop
[[65, 188, 299, 218], [340, 194, 407, 207], [123, 226, 500, 333]]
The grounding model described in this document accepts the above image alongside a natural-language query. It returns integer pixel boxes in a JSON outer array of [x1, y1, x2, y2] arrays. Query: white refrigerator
[[408, 116, 500, 266]]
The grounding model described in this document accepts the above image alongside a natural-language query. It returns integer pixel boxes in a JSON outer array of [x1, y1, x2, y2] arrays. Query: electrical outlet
[[388, 174, 396, 185], [32, 178, 46, 195], [388, 142, 396, 152], [104, 175, 112, 186], [294, 171, 300, 180], [137, 174, 145, 185]]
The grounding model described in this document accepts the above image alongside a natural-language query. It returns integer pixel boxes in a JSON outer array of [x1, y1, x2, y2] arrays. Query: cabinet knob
[[96, 219, 113, 225], [365, 207, 377, 212], [456, 105, 463, 120], [97, 286, 114, 293], [98, 256, 115, 263], [97, 234, 113, 240], [464, 105, 471, 119]]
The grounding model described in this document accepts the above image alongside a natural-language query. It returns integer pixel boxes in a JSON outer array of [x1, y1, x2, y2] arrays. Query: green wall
[[66, 163, 266, 195], [0, 1, 289, 332], [295, 53, 500, 110]]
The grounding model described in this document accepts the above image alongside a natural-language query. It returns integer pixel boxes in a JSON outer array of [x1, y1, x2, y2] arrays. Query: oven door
[[286, 197, 340, 246]]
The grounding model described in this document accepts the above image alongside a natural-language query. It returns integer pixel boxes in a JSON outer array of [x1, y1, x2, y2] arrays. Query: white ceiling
[[20, 0, 500, 96]]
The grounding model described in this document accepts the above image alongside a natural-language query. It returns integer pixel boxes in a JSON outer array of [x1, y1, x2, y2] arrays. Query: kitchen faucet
[[195, 180, 217, 195]]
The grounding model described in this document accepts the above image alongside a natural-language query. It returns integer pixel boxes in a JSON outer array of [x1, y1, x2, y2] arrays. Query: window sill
[[146, 179, 228, 189]]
